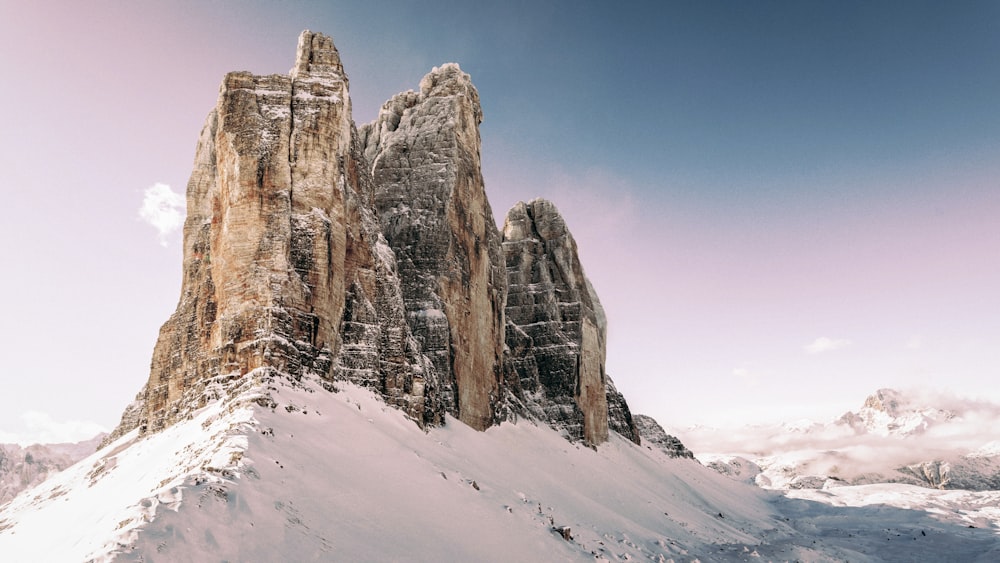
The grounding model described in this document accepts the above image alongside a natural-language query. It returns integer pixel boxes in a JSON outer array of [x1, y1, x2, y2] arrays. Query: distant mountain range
[[0, 435, 104, 505], [687, 388, 1000, 491]]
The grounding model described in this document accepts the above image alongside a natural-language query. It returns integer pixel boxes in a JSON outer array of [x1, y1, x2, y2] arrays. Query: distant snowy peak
[[971, 441, 1000, 458], [862, 387, 906, 416], [779, 419, 824, 433], [692, 388, 1000, 492], [837, 388, 957, 437]]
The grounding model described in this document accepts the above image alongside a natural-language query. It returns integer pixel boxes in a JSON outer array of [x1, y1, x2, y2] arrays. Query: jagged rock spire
[[290, 30, 345, 79], [107, 31, 641, 448], [105, 31, 430, 443], [502, 198, 637, 445], [359, 63, 506, 431]]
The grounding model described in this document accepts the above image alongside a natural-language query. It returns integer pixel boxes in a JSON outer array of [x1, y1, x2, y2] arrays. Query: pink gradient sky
[[1, 1, 998, 443]]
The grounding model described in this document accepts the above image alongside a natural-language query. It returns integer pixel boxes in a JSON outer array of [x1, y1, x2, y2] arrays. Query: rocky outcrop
[[359, 65, 507, 430], [702, 455, 763, 484], [502, 199, 631, 445], [107, 31, 431, 440], [108, 30, 643, 449], [606, 379, 640, 443], [633, 414, 694, 459]]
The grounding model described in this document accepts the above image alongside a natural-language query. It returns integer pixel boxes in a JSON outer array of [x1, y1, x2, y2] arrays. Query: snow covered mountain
[[3, 378, 1000, 561], [838, 388, 961, 437], [688, 388, 1000, 491]]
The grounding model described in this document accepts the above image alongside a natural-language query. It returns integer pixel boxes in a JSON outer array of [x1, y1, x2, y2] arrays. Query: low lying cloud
[[803, 336, 852, 354], [678, 388, 1000, 482], [732, 366, 762, 386], [139, 182, 186, 246], [0, 411, 107, 446]]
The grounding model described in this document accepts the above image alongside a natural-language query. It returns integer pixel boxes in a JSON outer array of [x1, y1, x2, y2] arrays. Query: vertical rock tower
[[359, 65, 507, 430], [114, 31, 432, 438], [503, 199, 637, 445], [108, 31, 641, 448]]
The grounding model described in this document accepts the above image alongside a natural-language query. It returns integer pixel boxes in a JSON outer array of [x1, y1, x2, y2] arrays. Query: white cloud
[[803, 336, 852, 354], [1, 411, 107, 446], [732, 365, 762, 386], [138, 182, 186, 246], [905, 335, 923, 350], [678, 387, 1000, 480]]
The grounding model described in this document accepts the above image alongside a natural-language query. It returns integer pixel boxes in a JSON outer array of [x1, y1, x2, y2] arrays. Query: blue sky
[[1, 1, 998, 443]]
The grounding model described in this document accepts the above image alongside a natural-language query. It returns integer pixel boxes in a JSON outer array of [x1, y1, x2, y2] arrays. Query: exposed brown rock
[[107, 31, 430, 441], [107, 31, 643, 449]]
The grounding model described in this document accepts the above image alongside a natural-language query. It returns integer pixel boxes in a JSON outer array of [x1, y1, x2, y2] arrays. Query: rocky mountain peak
[[419, 63, 480, 112], [105, 30, 641, 448], [290, 30, 345, 80], [360, 57, 504, 431], [862, 388, 904, 416], [633, 415, 694, 459], [505, 198, 568, 241], [0, 435, 104, 505]]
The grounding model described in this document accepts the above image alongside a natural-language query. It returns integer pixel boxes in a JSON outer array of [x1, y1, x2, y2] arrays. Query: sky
[[1, 1, 998, 444]]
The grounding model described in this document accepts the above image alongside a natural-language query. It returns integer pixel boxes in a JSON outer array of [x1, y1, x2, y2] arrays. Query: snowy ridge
[[0, 384, 255, 561], [4, 379, 1000, 561], [0, 435, 104, 505]]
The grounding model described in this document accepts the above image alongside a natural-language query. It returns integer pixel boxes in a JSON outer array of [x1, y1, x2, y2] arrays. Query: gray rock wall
[[0, 436, 104, 505], [360, 64, 507, 430], [502, 199, 626, 445], [633, 414, 694, 459]]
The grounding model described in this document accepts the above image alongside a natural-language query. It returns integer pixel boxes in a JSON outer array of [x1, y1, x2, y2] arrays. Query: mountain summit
[[102, 30, 637, 448]]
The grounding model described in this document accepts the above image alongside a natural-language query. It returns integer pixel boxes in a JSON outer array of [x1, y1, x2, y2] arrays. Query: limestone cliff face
[[108, 31, 645, 448], [502, 199, 636, 445], [359, 65, 507, 430], [107, 31, 431, 441]]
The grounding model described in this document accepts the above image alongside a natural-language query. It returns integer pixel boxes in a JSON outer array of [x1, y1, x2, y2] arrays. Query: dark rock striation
[[501, 199, 637, 445], [107, 30, 643, 448], [606, 379, 641, 443]]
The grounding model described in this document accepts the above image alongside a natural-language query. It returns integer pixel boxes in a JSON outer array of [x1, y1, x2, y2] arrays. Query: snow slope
[[2, 378, 999, 561]]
